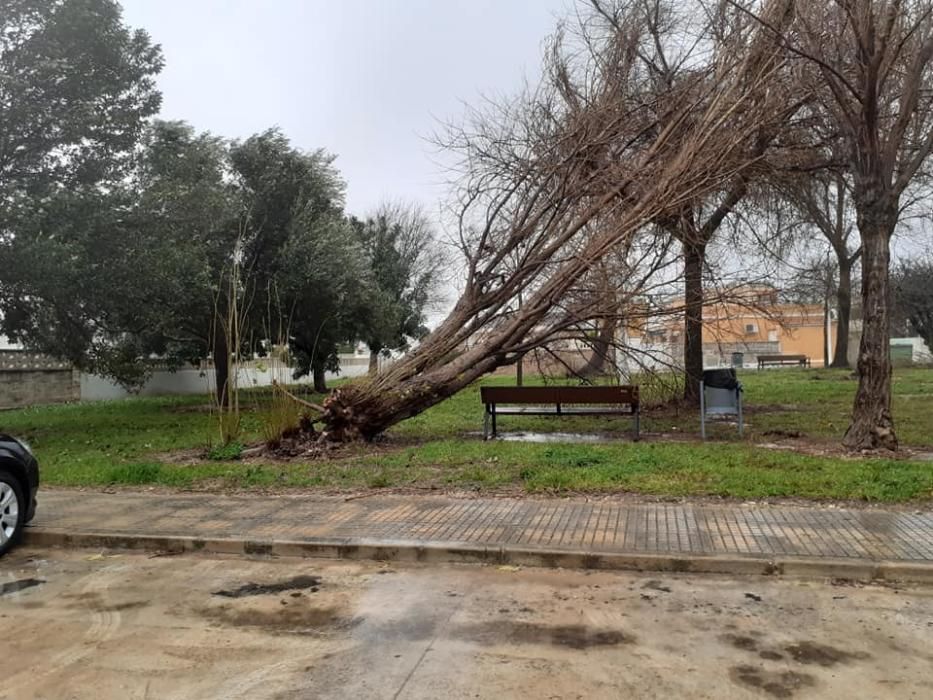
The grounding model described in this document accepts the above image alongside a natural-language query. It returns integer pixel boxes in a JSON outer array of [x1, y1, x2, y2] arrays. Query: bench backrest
[[480, 385, 639, 406], [758, 354, 807, 361]]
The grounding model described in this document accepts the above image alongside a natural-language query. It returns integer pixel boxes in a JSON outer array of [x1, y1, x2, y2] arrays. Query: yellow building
[[629, 286, 836, 367]]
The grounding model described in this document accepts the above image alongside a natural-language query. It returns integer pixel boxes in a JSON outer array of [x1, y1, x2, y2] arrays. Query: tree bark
[[843, 223, 896, 450], [579, 318, 617, 378], [313, 365, 328, 393], [683, 239, 706, 405], [212, 322, 230, 408], [831, 257, 852, 368], [321, 351, 502, 441], [368, 350, 380, 376]]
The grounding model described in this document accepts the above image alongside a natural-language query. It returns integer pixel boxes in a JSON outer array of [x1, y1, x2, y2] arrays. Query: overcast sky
[[120, 0, 569, 217]]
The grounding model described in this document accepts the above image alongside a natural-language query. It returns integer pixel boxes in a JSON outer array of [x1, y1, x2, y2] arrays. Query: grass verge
[[2, 368, 932, 502]]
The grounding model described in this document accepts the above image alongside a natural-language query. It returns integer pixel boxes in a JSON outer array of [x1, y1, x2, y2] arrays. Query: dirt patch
[[61, 591, 149, 612], [169, 404, 215, 413], [200, 602, 359, 635], [742, 404, 802, 414], [729, 665, 816, 698], [783, 641, 869, 667], [457, 621, 633, 650], [93, 600, 149, 612], [154, 448, 205, 466], [722, 633, 758, 651], [642, 580, 672, 593], [761, 429, 804, 439], [213, 575, 322, 598], [0, 578, 44, 596], [258, 430, 413, 463]]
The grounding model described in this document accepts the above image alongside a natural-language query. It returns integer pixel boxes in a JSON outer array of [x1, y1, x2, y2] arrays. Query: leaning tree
[[316, 0, 797, 440]]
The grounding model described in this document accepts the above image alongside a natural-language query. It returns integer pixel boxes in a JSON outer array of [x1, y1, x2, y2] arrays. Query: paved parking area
[[2, 547, 932, 699]]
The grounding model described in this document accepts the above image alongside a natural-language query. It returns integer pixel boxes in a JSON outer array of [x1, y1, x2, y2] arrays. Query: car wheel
[[0, 469, 25, 557]]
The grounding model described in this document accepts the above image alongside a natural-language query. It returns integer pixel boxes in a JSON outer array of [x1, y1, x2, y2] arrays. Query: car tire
[[0, 469, 25, 557]]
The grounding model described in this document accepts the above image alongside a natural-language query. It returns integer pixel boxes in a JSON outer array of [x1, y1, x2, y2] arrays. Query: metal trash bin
[[700, 368, 743, 439], [731, 352, 744, 368]]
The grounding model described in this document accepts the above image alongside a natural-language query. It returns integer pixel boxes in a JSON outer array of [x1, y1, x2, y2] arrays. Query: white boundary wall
[[80, 355, 373, 401]]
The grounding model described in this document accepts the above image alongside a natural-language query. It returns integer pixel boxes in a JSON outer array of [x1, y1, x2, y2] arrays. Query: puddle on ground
[[200, 602, 359, 635], [0, 578, 44, 597], [722, 634, 869, 668], [456, 621, 633, 650], [784, 641, 870, 667], [730, 665, 815, 698], [212, 575, 322, 598]]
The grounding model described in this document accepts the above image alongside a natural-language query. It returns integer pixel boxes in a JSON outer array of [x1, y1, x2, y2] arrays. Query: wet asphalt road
[[2, 547, 932, 699]]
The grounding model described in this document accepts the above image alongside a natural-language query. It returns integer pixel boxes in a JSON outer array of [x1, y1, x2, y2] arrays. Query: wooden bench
[[757, 354, 811, 369], [480, 385, 640, 440]]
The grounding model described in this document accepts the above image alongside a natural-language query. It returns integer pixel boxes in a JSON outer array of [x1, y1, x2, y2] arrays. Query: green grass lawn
[[2, 368, 933, 502]]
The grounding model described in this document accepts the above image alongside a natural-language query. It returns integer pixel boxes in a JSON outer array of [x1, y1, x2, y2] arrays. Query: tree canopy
[[351, 203, 445, 372]]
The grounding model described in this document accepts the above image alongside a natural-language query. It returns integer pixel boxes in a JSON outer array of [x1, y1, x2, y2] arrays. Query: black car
[[0, 434, 39, 556]]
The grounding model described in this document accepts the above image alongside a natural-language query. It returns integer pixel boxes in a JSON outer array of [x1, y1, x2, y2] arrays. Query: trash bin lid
[[703, 368, 739, 390]]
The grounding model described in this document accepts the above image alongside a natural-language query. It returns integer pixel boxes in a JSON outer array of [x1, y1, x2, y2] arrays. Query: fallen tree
[[318, 0, 796, 440]]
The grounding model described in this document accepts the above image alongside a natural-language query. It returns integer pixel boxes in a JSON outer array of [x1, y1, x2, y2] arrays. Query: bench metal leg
[[483, 408, 490, 440], [737, 390, 744, 437], [491, 407, 497, 438]]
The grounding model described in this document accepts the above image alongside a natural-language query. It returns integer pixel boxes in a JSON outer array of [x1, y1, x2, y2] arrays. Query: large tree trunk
[[831, 257, 852, 368], [683, 239, 706, 405], [212, 322, 230, 408], [313, 365, 328, 393], [322, 351, 502, 442], [368, 350, 380, 376], [579, 318, 617, 378], [843, 223, 896, 450]]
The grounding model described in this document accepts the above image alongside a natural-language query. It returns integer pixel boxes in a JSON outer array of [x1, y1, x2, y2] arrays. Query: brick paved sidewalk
[[28, 490, 933, 567]]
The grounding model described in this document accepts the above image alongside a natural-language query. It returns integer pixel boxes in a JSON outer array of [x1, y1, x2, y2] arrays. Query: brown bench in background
[[757, 354, 811, 369], [480, 385, 640, 440]]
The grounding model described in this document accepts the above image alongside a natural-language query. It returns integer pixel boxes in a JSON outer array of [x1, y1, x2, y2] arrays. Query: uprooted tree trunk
[[314, 0, 794, 441]]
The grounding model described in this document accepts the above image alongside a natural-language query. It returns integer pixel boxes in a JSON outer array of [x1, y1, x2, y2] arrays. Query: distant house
[[626, 285, 836, 369]]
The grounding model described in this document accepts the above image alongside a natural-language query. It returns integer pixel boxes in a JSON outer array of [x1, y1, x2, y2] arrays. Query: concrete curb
[[23, 528, 933, 584]]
